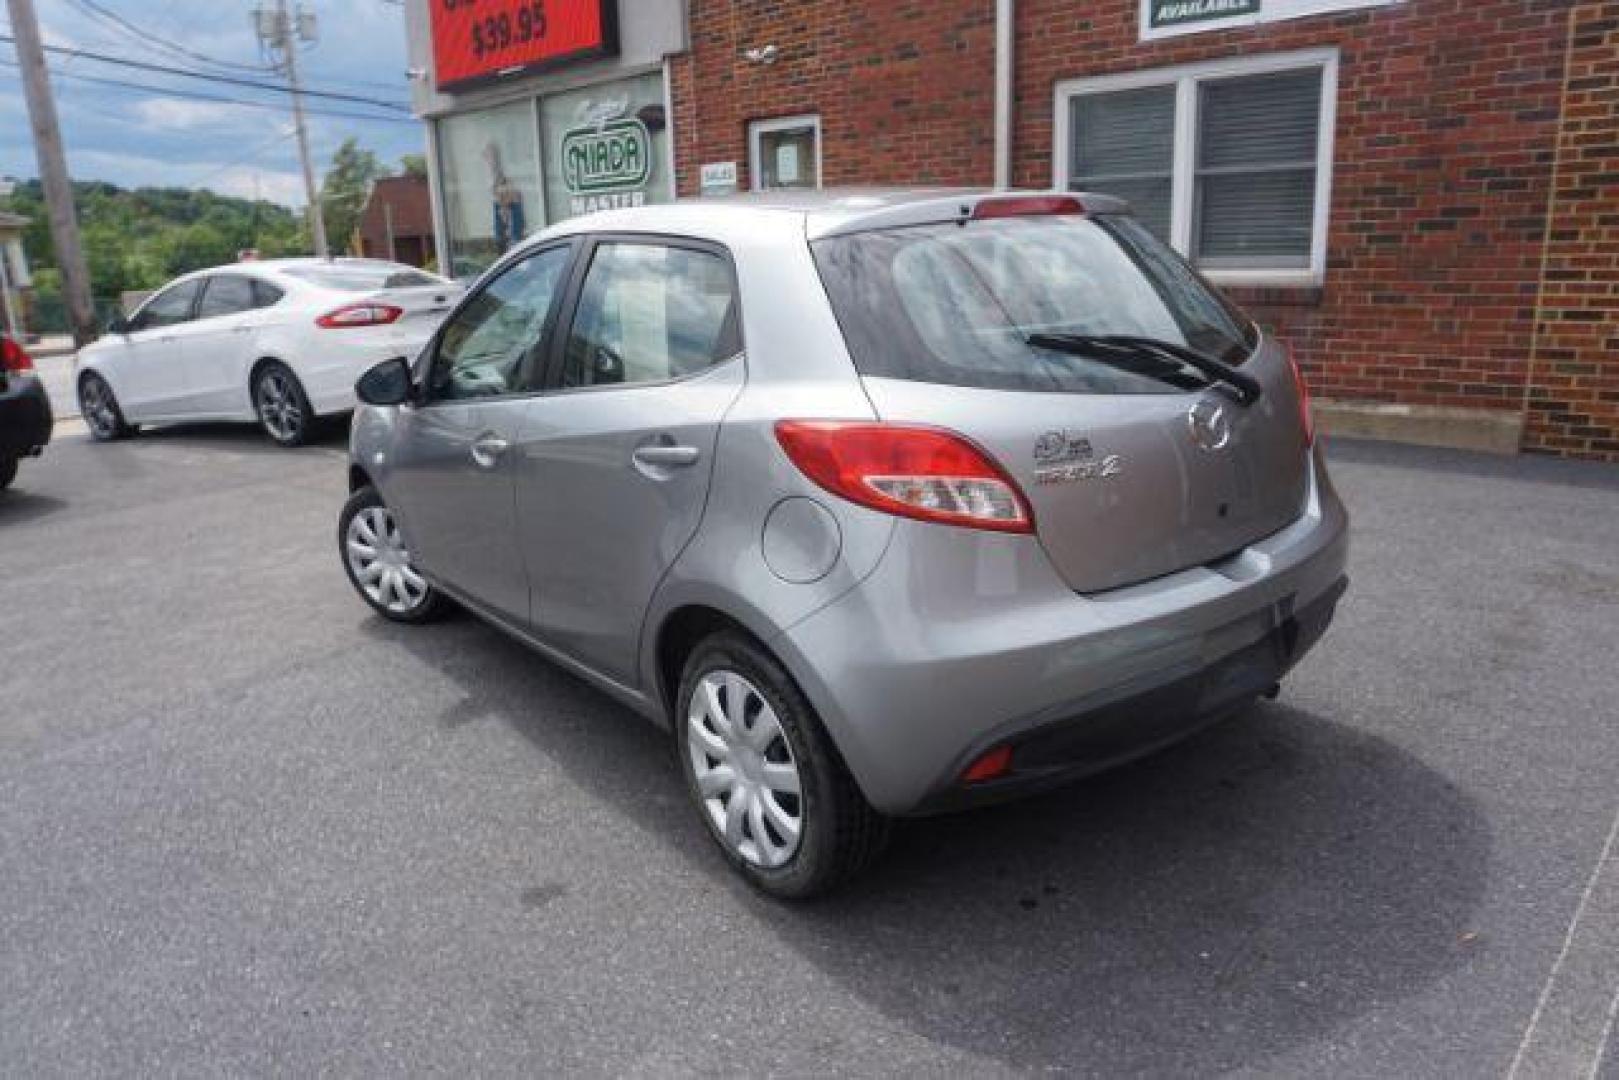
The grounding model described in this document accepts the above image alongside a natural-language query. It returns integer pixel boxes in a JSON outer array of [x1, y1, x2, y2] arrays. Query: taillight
[[1286, 346, 1315, 447], [971, 195, 1085, 220], [1, 336, 34, 373], [774, 420, 1034, 534], [961, 745, 1014, 784], [316, 303, 403, 329]]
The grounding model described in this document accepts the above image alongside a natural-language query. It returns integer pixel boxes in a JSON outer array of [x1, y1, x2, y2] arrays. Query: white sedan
[[76, 258, 462, 446]]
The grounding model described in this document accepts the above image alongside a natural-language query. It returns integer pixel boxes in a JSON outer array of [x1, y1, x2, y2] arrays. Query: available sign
[[1141, 0, 1395, 38], [1149, 0, 1260, 26], [561, 118, 652, 214], [430, 0, 617, 92]]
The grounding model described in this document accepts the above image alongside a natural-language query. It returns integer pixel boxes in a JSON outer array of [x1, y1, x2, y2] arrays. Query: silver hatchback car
[[339, 190, 1348, 898]]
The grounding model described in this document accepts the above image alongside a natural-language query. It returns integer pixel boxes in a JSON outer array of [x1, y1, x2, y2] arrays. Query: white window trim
[[749, 114, 823, 192], [1054, 48, 1338, 287]]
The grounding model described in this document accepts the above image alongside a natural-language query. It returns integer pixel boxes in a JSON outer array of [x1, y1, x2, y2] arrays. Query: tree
[[400, 154, 428, 180], [320, 138, 387, 257]]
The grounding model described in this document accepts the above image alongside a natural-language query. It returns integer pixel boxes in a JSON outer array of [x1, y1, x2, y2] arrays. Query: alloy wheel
[[256, 370, 304, 442], [686, 670, 805, 869], [81, 377, 120, 439], [345, 505, 429, 614]]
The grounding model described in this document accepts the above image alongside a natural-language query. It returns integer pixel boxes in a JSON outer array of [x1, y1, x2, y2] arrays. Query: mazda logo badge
[[1187, 399, 1231, 451]]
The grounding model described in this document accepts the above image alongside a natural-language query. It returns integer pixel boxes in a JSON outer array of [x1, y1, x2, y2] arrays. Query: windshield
[[811, 214, 1259, 394], [280, 263, 444, 292]]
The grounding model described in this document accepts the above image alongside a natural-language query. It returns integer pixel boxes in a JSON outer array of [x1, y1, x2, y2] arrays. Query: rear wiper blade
[[1022, 332, 1210, 395], [1087, 334, 1262, 405], [1025, 332, 1261, 404]]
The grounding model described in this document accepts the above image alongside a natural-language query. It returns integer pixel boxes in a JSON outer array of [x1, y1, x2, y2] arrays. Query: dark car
[[0, 334, 53, 491]]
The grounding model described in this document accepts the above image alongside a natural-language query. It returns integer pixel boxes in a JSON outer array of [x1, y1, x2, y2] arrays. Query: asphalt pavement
[[1, 424, 1617, 1077]]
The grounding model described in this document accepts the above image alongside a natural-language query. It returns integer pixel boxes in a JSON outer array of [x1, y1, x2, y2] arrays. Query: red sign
[[430, 0, 617, 92]]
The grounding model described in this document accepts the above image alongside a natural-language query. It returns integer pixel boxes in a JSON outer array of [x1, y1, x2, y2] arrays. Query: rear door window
[[558, 242, 740, 390], [196, 275, 257, 320], [812, 214, 1258, 394]]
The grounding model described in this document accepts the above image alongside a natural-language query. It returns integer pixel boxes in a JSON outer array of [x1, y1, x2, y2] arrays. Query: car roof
[[536, 188, 1131, 245]]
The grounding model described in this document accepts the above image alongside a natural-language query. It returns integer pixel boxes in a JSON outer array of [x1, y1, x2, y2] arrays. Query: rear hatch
[[812, 203, 1312, 594]]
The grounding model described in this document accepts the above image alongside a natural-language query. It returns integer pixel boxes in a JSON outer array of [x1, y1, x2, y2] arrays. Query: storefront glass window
[[539, 72, 671, 223], [437, 100, 543, 281]]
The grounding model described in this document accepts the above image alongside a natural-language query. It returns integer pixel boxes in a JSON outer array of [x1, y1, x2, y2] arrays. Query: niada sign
[[561, 118, 651, 214]]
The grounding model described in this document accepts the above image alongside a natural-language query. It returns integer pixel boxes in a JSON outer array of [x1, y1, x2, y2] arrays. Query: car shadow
[[132, 419, 350, 450], [361, 613, 1489, 1074], [0, 489, 68, 525]]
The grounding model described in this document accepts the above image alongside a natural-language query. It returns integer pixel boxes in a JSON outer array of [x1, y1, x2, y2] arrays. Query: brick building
[[404, 0, 1619, 460], [357, 175, 436, 269]]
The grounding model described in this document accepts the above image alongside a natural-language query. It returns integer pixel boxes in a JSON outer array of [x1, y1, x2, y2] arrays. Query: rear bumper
[[918, 573, 1345, 812], [0, 374, 54, 459], [773, 447, 1350, 816]]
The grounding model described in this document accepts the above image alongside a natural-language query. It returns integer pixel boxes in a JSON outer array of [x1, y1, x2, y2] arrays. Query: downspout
[[994, 0, 1014, 189]]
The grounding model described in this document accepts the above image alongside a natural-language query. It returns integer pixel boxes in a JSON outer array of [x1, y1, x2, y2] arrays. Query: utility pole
[[6, 0, 97, 345], [255, 0, 329, 259]]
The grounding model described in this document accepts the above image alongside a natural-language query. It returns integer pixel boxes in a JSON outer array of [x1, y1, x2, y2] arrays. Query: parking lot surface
[[2, 423, 1617, 1077]]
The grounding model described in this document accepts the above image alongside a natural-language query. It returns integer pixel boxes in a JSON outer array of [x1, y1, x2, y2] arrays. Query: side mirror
[[107, 315, 130, 335], [355, 356, 414, 407]]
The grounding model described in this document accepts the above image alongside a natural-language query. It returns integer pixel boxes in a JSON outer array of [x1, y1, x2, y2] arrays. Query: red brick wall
[[670, 1, 997, 196], [670, 0, 1619, 457], [1524, 0, 1619, 460], [1014, 0, 1573, 418]]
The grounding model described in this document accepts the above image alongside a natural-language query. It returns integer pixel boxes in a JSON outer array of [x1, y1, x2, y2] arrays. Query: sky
[[0, 0, 424, 209]]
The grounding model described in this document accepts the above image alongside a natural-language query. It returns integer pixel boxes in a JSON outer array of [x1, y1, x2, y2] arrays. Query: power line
[[0, 33, 412, 111], [0, 57, 419, 123], [61, 0, 277, 76]]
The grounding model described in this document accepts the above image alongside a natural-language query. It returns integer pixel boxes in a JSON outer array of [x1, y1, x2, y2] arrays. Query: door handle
[[470, 434, 510, 469], [231, 325, 254, 334], [632, 445, 701, 468]]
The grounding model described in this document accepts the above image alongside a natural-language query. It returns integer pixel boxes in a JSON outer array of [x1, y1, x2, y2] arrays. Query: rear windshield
[[280, 264, 443, 292], [812, 214, 1259, 394]]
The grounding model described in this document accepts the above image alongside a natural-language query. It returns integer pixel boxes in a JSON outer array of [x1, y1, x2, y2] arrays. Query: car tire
[[78, 372, 135, 442], [337, 486, 449, 623], [0, 456, 15, 491], [676, 631, 890, 900], [253, 361, 315, 447]]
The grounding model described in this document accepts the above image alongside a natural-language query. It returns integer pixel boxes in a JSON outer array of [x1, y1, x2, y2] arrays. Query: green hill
[[4, 179, 311, 329]]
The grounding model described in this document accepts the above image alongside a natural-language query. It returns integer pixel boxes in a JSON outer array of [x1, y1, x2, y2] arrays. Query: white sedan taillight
[[316, 303, 403, 329]]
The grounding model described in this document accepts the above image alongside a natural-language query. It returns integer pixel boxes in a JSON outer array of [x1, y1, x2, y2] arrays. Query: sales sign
[[430, 0, 618, 92]]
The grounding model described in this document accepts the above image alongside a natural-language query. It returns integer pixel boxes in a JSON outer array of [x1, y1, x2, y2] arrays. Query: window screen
[[1193, 69, 1321, 268], [1069, 86, 1175, 241]]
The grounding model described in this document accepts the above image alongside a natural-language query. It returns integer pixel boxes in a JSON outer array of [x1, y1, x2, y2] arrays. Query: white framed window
[[749, 115, 822, 191], [1054, 49, 1337, 286]]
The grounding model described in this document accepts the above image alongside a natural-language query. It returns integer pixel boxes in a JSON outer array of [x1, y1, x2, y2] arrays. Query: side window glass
[[196, 276, 256, 320], [428, 246, 571, 401], [132, 280, 201, 331], [561, 243, 740, 389], [252, 280, 285, 309]]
